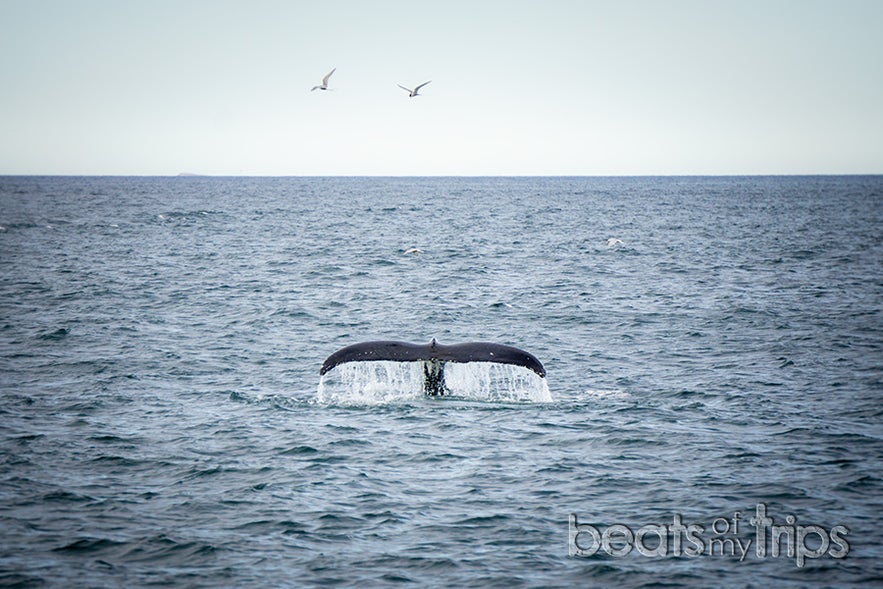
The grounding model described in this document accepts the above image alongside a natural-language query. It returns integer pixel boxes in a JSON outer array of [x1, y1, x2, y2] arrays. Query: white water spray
[[317, 361, 552, 405]]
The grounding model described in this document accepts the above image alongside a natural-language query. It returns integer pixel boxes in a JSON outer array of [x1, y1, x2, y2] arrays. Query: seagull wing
[[322, 68, 336, 85], [397, 84, 412, 93], [414, 80, 432, 92]]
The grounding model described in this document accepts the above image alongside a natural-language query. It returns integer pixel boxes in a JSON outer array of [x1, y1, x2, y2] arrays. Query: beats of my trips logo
[[569, 504, 850, 567]]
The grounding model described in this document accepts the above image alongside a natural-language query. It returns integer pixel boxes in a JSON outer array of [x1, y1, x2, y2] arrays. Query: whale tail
[[320, 339, 545, 396]]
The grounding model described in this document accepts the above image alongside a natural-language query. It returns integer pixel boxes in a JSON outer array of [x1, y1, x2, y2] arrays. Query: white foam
[[578, 388, 631, 400], [317, 360, 552, 405]]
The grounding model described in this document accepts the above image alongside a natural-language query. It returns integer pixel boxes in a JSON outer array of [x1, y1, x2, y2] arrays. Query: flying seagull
[[398, 81, 431, 97], [311, 68, 336, 91]]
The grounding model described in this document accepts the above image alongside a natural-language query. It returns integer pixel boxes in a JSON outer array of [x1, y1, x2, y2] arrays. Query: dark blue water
[[1, 176, 881, 587]]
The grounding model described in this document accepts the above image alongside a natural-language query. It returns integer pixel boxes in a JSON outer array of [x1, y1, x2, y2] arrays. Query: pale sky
[[1, 0, 881, 175]]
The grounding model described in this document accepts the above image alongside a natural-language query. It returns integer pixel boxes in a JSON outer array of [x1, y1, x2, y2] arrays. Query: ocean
[[0, 176, 880, 587]]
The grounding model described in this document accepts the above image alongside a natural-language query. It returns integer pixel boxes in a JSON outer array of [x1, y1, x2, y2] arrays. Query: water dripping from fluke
[[317, 340, 552, 404]]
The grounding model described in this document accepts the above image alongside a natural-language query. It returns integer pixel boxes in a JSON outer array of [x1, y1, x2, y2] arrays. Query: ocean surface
[[0, 176, 881, 587]]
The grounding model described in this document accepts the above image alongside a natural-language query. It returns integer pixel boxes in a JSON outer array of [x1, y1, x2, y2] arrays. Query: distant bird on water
[[398, 81, 431, 97], [311, 68, 336, 91]]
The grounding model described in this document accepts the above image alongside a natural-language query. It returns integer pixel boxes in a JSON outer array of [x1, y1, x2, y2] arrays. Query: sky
[[1, 0, 881, 176]]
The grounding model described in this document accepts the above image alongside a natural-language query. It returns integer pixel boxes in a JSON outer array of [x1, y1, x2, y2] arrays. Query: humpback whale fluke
[[320, 339, 545, 396]]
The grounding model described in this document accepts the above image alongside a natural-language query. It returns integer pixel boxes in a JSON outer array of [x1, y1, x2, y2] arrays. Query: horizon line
[[2, 173, 882, 179]]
